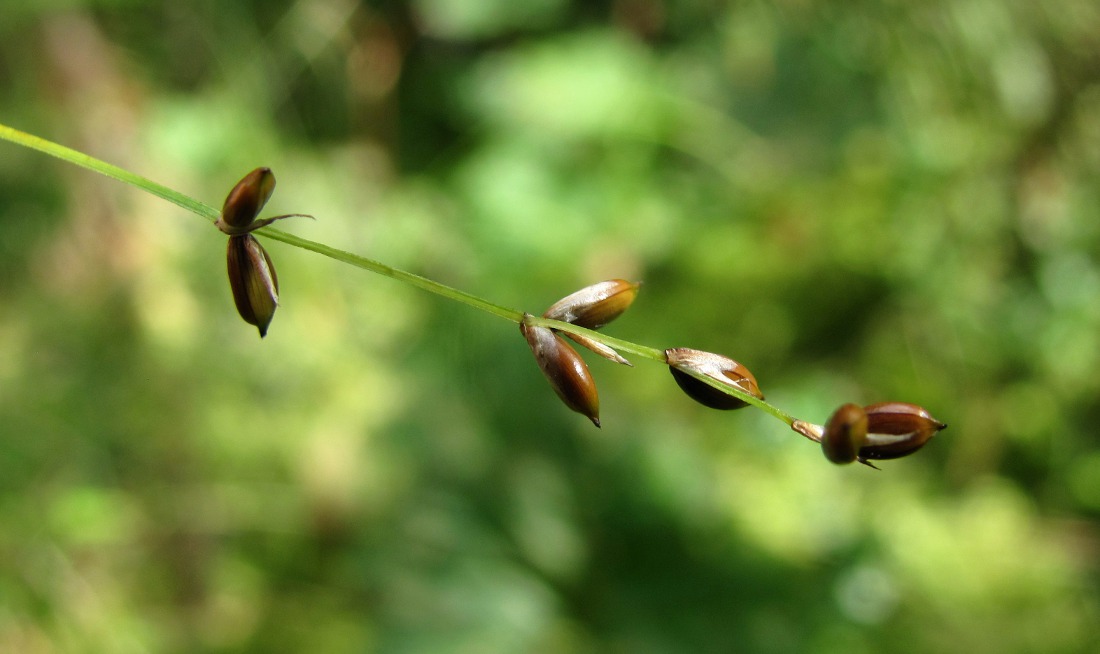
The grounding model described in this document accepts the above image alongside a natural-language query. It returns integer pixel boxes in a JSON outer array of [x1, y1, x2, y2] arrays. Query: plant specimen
[[0, 123, 945, 466]]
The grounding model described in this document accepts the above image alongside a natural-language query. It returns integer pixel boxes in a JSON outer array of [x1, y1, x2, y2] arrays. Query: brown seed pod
[[542, 279, 640, 366], [821, 403, 868, 464], [858, 402, 946, 461], [215, 167, 313, 236], [216, 168, 313, 335], [227, 234, 279, 337], [542, 279, 640, 330], [217, 168, 276, 233], [665, 348, 764, 410], [521, 315, 601, 427]]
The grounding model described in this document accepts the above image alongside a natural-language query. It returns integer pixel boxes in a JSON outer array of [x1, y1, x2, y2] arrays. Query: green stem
[[0, 123, 219, 221], [0, 121, 799, 428], [0, 123, 524, 323], [258, 227, 523, 323]]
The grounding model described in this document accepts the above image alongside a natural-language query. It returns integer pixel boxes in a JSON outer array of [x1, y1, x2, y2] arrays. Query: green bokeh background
[[2, 1, 1100, 652]]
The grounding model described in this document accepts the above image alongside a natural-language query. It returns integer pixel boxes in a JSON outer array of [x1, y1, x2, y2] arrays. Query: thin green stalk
[[0, 123, 218, 221], [258, 227, 523, 323], [0, 123, 523, 323], [0, 121, 798, 428]]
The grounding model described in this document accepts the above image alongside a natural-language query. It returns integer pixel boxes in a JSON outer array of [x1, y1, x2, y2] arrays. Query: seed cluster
[[216, 168, 311, 337], [213, 169, 946, 467]]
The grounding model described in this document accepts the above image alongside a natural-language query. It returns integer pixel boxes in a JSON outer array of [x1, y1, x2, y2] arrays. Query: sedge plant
[[0, 122, 946, 468]]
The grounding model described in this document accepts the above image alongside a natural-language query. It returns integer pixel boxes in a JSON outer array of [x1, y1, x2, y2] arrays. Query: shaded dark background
[[2, 1, 1099, 652]]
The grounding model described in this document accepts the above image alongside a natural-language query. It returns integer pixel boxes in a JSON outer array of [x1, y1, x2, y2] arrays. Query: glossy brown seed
[[521, 316, 601, 427], [216, 167, 313, 235], [665, 348, 764, 410], [227, 234, 279, 337], [542, 279, 640, 366], [821, 403, 868, 464], [858, 402, 946, 460], [542, 279, 640, 330], [217, 168, 276, 234]]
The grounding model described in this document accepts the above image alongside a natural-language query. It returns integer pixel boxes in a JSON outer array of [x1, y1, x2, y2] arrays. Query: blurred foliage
[[2, 0, 1100, 652]]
